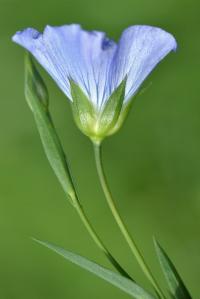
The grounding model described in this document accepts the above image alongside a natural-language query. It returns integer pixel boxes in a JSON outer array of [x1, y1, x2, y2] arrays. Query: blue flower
[[12, 24, 177, 141], [12, 24, 177, 108]]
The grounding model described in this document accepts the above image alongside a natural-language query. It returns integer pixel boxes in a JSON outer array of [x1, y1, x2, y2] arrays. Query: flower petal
[[110, 25, 177, 102], [12, 25, 116, 109]]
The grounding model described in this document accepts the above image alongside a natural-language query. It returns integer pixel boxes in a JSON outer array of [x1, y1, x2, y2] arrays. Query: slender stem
[[70, 192, 132, 280], [93, 142, 165, 299]]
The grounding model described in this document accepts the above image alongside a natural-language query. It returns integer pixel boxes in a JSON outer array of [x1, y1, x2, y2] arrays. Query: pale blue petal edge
[[110, 25, 177, 102], [12, 24, 117, 108], [12, 24, 177, 108]]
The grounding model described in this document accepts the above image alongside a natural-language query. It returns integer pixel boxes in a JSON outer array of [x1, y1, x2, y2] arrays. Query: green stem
[[93, 142, 165, 299], [70, 192, 132, 280]]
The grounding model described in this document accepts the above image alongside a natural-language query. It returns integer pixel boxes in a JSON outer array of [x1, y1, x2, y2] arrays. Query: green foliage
[[35, 239, 156, 299], [25, 54, 76, 204], [2, 1, 200, 298], [25, 53, 49, 110], [154, 239, 192, 299]]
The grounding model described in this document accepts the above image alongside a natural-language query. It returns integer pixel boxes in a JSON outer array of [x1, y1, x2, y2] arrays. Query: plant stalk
[[72, 196, 132, 279], [93, 142, 165, 299], [70, 192, 132, 279]]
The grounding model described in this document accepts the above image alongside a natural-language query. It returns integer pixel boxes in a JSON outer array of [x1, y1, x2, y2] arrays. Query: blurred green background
[[1, 0, 200, 298]]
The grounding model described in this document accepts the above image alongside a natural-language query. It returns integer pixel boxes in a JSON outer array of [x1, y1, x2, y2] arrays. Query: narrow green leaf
[[34, 239, 156, 299], [70, 79, 95, 136], [154, 239, 192, 299], [25, 54, 76, 204], [25, 53, 49, 110], [99, 77, 127, 135]]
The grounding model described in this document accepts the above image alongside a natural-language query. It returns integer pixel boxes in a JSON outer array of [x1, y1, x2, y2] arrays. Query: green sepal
[[70, 78, 128, 143], [107, 81, 150, 136], [86, 77, 126, 142], [25, 54, 76, 204], [34, 239, 156, 299], [154, 239, 192, 299], [70, 79, 96, 137], [98, 77, 126, 135], [107, 98, 133, 136]]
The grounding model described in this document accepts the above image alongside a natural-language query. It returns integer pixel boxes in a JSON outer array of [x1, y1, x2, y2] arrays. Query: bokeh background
[[1, 0, 200, 298]]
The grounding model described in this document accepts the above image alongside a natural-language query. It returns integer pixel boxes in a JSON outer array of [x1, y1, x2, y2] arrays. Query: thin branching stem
[[72, 197, 132, 279], [93, 142, 165, 299]]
